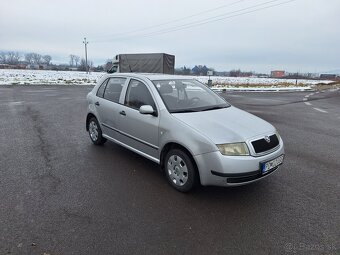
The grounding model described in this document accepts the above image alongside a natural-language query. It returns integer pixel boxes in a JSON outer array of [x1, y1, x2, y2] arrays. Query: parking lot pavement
[[0, 86, 339, 254]]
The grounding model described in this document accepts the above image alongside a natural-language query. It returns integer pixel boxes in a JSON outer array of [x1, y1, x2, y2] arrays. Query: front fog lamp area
[[217, 142, 250, 156]]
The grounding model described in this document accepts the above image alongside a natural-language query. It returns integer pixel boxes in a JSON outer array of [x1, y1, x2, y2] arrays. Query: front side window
[[153, 79, 230, 113], [103, 77, 126, 103], [125, 79, 156, 110]]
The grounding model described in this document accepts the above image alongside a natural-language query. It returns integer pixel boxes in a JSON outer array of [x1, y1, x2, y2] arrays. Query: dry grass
[[314, 81, 340, 91]]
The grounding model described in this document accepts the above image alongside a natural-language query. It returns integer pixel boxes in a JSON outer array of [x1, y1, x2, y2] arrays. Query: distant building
[[26, 64, 40, 70], [0, 64, 28, 69], [271, 70, 285, 78], [320, 74, 337, 79]]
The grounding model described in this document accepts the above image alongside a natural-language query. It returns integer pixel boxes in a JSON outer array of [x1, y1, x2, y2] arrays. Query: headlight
[[216, 142, 250, 156]]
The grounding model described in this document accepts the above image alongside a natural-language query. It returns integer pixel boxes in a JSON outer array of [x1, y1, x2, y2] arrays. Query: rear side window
[[96, 79, 108, 98], [125, 79, 156, 110], [103, 78, 126, 103]]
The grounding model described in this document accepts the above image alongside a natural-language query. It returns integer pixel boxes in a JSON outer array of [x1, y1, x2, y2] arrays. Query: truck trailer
[[108, 53, 175, 74]]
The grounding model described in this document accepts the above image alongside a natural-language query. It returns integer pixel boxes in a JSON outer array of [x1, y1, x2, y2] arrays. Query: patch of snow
[[0, 69, 334, 89], [192, 75, 333, 86], [0, 69, 104, 85], [212, 87, 314, 92]]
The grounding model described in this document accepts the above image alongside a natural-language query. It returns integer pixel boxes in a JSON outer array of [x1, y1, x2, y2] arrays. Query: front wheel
[[88, 117, 106, 145], [164, 149, 197, 192]]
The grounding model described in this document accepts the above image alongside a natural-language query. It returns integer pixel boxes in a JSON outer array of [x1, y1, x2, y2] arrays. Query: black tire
[[164, 149, 197, 192], [88, 117, 107, 145]]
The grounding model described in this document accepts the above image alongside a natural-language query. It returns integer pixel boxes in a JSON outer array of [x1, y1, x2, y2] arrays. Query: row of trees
[[0, 53, 263, 76], [25, 53, 52, 65], [0, 51, 52, 65], [69, 54, 80, 67], [175, 66, 262, 77], [175, 65, 213, 76], [69, 54, 96, 71], [0, 51, 21, 65], [0, 51, 96, 71]]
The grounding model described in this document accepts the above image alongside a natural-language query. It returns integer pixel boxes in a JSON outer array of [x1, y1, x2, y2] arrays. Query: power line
[[91, 0, 247, 42], [138, 0, 298, 39], [92, 0, 298, 43]]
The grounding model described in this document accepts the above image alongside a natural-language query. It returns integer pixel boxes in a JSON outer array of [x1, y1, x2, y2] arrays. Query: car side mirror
[[139, 105, 155, 115]]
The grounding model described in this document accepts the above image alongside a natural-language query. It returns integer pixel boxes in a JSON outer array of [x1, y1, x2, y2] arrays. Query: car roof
[[106, 73, 194, 81]]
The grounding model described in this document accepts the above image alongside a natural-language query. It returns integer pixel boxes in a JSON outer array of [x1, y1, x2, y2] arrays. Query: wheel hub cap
[[89, 121, 98, 141], [167, 155, 188, 186]]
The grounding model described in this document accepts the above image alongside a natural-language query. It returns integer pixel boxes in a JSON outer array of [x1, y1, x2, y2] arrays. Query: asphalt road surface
[[0, 85, 339, 255]]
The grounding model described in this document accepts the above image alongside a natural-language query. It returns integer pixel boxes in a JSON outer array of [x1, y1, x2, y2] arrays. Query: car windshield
[[153, 79, 230, 113]]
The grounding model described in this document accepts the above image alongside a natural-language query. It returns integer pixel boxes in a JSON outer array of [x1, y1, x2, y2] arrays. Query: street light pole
[[83, 37, 88, 74]]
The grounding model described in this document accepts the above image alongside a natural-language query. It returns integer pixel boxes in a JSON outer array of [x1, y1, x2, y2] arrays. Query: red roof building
[[271, 70, 285, 78]]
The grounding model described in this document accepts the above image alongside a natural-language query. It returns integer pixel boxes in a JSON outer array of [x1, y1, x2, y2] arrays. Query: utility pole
[[83, 37, 88, 74]]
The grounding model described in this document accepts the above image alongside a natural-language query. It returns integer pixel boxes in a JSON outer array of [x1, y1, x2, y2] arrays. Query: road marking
[[313, 107, 328, 113], [304, 102, 312, 106], [315, 92, 319, 94], [8, 101, 24, 105], [305, 95, 310, 98], [23, 90, 57, 93], [303, 98, 307, 101]]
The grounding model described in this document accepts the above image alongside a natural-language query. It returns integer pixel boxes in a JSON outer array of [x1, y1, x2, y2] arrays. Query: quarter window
[[125, 79, 156, 110], [96, 79, 108, 98], [103, 78, 126, 103]]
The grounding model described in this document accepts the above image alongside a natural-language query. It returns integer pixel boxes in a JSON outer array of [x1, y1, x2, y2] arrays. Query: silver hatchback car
[[86, 73, 284, 192]]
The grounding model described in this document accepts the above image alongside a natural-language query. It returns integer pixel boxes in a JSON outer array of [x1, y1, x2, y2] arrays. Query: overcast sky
[[1, 0, 339, 73]]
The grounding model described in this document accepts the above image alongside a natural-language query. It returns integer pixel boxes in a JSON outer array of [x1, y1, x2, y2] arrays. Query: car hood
[[172, 106, 275, 144]]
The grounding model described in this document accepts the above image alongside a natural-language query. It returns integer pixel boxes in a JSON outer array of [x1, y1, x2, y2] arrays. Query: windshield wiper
[[200, 105, 228, 111], [171, 109, 198, 113]]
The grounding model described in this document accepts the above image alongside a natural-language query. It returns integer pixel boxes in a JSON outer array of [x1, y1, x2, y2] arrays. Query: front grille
[[251, 134, 279, 154]]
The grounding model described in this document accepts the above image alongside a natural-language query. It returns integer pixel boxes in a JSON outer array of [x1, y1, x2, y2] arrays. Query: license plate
[[260, 155, 284, 174]]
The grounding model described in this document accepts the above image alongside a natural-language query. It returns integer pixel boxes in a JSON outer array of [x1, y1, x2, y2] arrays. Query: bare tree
[[7, 51, 21, 64], [25, 53, 34, 64], [69, 54, 76, 67], [74, 55, 80, 67], [31, 53, 42, 64], [0, 52, 6, 64], [42, 55, 52, 65], [79, 58, 86, 71]]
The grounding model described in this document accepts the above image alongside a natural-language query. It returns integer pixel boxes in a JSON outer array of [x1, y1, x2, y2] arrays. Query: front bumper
[[194, 143, 284, 187]]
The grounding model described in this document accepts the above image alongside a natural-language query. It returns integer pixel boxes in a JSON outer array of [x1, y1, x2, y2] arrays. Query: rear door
[[116, 78, 160, 160], [95, 77, 127, 139]]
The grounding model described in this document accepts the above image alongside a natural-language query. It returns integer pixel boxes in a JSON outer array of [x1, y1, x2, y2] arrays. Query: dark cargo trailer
[[109, 53, 175, 74]]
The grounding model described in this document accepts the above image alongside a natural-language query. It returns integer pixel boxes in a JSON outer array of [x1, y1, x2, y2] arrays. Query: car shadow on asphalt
[[90, 141, 274, 201]]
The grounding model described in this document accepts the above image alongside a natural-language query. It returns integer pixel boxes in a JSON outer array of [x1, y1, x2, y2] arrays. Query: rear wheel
[[164, 149, 197, 192], [88, 117, 106, 145]]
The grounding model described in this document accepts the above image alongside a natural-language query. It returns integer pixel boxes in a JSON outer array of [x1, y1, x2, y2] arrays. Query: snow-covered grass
[[0, 69, 104, 85], [192, 75, 333, 86], [0, 69, 333, 92], [211, 87, 314, 92]]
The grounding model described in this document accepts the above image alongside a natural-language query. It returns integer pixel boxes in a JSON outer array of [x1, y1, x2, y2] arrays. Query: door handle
[[95, 102, 100, 106], [119, 110, 126, 116]]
